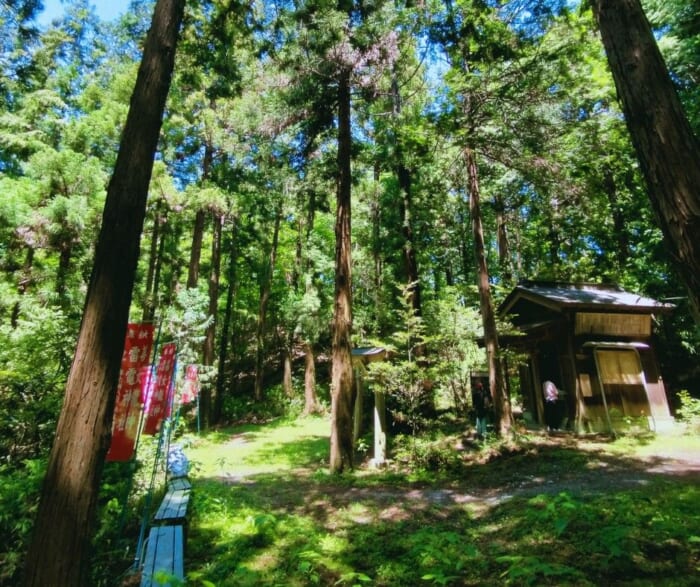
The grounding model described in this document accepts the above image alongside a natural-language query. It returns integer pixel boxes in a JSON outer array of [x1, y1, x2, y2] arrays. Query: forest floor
[[180, 418, 700, 586], [212, 428, 700, 519]]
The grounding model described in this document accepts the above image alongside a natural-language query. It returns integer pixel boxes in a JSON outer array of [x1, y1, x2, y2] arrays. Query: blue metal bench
[[140, 524, 184, 587], [154, 478, 191, 523], [140, 476, 192, 586]]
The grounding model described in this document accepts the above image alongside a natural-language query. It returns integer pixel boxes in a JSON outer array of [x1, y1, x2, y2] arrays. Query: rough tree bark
[[601, 163, 630, 269], [495, 194, 513, 284], [591, 0, 700, 322], [465, 147, 512, 436], [297, 189, 320, 415], [441, 0, 513, 434], [371, 164, 383, 325], [214, 218, 238, 425], [54, 238, 72, 305], [186, 143, 213, 289], [149, 208, 168, 321], [201, 211, 223, 428], [141, 199, 165, 322], [10, 247, 34, 328], [22, 1, 185, 585], [254, 203, 282, 401], [391, 75, 422, 325], [187, 208, 206, 288], [330, 69, 355, 474]]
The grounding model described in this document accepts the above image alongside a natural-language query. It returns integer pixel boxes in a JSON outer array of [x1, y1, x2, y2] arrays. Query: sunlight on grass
[[183, 415, 331, 478], [184, 417, 700, 587], [319, 532, 349, 555], [594, 429, 700, 461], [621, 431, 700, 453]]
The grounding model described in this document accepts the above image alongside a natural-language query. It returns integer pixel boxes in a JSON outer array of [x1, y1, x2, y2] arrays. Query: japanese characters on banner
[[142, 342, 177, 435], [180, 364, 200, 405], [139, 365, 155, 412], [106, 323, 155, 462]]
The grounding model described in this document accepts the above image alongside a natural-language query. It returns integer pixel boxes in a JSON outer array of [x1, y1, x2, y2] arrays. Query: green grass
[[183, 416, 331, 478], [177, 416, 700, 586]]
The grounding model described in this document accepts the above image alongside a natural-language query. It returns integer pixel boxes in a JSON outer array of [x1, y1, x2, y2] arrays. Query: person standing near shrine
[[543, 380, 560, 430], [472, 381, 491, 439]]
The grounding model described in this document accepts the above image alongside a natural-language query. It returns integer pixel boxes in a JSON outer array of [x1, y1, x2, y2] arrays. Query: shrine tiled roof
[[500, 280, 674, 315]]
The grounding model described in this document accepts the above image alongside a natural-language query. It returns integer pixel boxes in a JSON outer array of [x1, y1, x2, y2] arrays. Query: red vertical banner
[[106, 323, 155, 462], [180, 364, 200, 404], [139, 365, 155, 410], [143, 342, 177, 435]]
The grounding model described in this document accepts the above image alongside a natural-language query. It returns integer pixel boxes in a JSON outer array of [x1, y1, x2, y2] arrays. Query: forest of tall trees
[[1, 0, 699, 584]]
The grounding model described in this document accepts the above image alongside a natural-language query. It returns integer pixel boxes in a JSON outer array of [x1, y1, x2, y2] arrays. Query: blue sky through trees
[[39, 0, 131, 27]]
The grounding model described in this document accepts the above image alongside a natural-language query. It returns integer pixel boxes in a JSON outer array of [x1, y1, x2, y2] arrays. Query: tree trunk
[[214, 218, 237, 425], [284, 193, 302, 400], [601, 163, 630, 269], [465, 147, 512, 436], [591, 0, 700, 321], [54, 239, 72, 305], [391, 76, 422, 325], [187, 208, 206, 288], [254, 204, 282, 401], [546, 201, 562, 270], [371, 164, 383, 326], [292, 194, 304, 292], [203, 212, 224, 367], [303, 342, 319, 415], [187, 143, 214, 289], [201, 211, 223, 428], [148, 210, 168, 321], [330, 69, 354, 474], [458, 206, 472, 284], [10, 246, 34, 329], [495, 194, 513, 284], [141, 200, 163, 322], [22, 2, 185, 585]]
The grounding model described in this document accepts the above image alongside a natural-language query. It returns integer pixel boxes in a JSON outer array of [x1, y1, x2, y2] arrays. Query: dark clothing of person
[[472, 383, 491, 437], [472, 384, 491, 418]]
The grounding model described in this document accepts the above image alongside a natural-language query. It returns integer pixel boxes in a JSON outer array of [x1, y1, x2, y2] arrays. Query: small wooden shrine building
[[498, 281, 674, 434]]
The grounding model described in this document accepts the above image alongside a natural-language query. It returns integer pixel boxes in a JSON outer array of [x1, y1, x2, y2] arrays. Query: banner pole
[[196, 386, 201, 435], [164, 353, 179, 480], [132, 321, 162, 460]]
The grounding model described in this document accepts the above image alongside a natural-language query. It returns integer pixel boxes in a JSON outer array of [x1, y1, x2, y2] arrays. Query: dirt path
[[418, 434, 700, 505], [218, 433, 700, 519]]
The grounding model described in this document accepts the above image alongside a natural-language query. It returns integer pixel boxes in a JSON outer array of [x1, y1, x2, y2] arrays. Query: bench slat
[[140, 525, 184, 587], [169, 477, 192, 491], [154, 488, 190, 522]]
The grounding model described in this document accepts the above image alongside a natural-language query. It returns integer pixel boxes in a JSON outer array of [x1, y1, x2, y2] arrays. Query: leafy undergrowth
[[180, 416, 700, 586]]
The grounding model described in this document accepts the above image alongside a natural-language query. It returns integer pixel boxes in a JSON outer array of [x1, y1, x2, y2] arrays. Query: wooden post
[[353, 367, 363, 445], [530, 352, 545, 427], [373, 390, 387, 465]]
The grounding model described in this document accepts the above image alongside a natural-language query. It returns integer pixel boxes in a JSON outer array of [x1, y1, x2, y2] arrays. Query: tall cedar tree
[[330, 67, 355, 472], [465, 146, 512, 434], [22, 1, 185, 585], [436, 0, 513, 434], [390, 75, 422, 326], [254, 203, 282, 401], [591, 0, 700, 322], [202, 210, 224, 425]]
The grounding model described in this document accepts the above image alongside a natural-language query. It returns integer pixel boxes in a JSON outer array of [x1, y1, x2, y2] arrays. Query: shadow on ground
[[185, 434, 700, 586]]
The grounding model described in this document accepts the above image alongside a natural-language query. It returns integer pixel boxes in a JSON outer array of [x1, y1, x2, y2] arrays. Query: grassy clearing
[[177, 416, 700, 586]]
